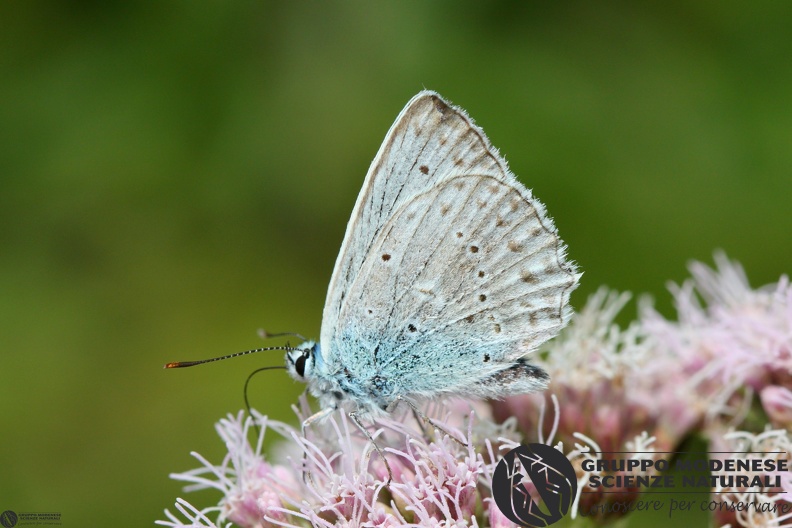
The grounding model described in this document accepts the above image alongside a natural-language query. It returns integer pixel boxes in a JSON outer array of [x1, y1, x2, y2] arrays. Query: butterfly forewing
[[321, 92, 517, 349]]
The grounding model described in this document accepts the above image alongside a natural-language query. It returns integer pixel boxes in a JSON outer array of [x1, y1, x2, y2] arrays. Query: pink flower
[[159, 402, 504, 527], [159, 254, 792, 528], [642, 253, 792, 427], [493, 288, 701, 456]]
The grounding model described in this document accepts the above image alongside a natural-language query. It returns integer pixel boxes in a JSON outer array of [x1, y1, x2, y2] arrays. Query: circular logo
[[0, 510, 18, 528], [492, 444, 577, 527]]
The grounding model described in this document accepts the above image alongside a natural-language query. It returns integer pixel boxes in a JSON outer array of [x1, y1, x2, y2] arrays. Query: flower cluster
[[491, 287, 703, 519], [158, 402, 516, 528], [642, 253, 792, 430], [160, 254, 792, 527]]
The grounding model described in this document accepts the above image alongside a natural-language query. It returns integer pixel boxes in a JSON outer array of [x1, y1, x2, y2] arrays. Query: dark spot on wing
[[478, 270, 485, 278], [432, 96, 449, 115], [456, 231, 463, 238], [538, 307, 559, 319], [494, 323, 501, 333], [496, 216, 506, 227], [470, 245, 479, 253], [465, 315, 474, 323], [371, 375, 389, 392], [381, 253, 391, 261], [454, 158, 464, 166], [419, 165, 429, 174], [487, 358, 549, 385], [408, 323, 417, 332], [479, 294, 487, 302], [521, 271, 538, 284], [373, 344, 380, 360], [484, 353, 490, 362]]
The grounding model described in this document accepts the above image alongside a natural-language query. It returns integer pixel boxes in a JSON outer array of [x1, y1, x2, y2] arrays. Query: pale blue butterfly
[[285, 91, 579, 426], [168, 91, 579, 475]]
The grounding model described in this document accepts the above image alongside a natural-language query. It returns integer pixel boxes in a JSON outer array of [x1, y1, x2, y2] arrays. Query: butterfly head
[[285, 341, 319, 382]]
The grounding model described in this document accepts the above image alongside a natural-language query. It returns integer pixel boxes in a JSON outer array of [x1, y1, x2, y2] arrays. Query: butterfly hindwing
[[333, 174, 578, 397]]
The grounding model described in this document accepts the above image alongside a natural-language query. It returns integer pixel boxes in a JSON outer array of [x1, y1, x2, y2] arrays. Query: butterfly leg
[[299, 407, 335, 484], [348, 411, 393, 485], [394, 396, 468, 448], [410, 406, 428, 437]]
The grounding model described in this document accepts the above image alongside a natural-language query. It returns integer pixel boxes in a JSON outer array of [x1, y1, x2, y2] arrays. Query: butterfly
[[285, 91, 579, 428], [167, 91, 580, 464]]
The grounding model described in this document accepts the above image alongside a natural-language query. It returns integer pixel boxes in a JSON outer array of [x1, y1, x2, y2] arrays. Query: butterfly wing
[[332, 173, 579, 398], [321, 91, 525, 350]]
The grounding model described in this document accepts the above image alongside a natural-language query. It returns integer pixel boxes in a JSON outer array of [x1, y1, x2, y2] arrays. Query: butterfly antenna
[[258, 329, 308, 341], [164, 345, 297, 369]]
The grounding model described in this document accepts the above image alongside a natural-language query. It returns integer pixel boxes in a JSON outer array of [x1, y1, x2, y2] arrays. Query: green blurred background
[[1, 1, 790, 526]]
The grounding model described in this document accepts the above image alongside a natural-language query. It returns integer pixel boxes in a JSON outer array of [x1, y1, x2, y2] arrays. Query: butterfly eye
[[294, 352, 307, 378]]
